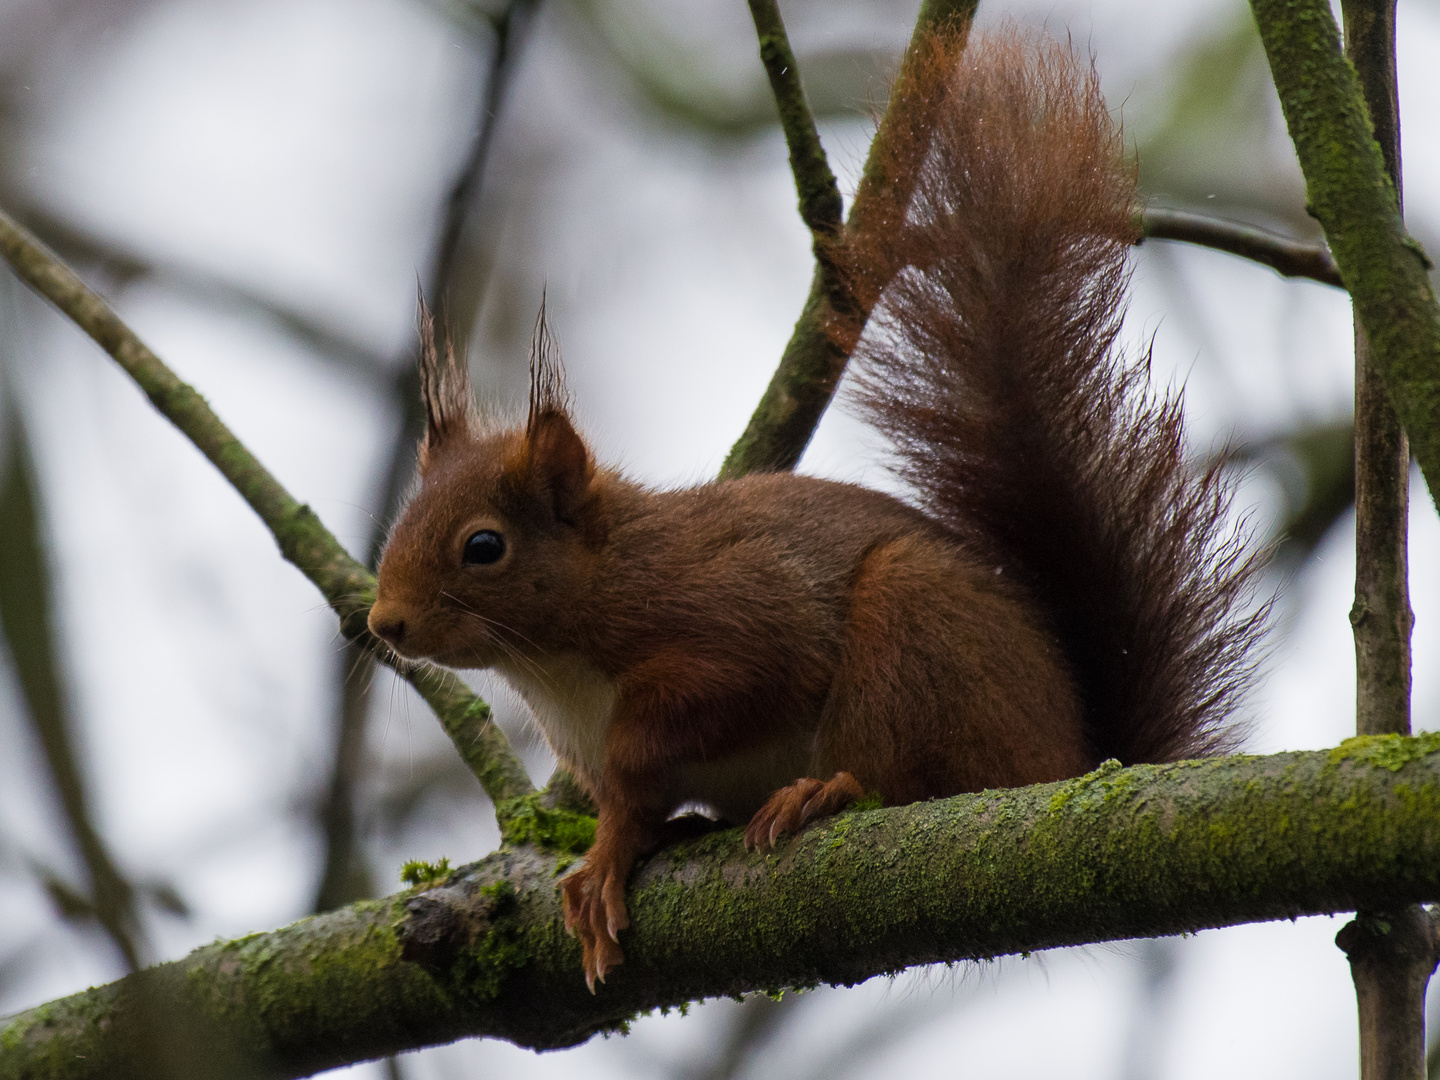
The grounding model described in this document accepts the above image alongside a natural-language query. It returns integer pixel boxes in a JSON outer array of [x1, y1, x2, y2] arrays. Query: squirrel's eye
[[462, 530, 506, 566]]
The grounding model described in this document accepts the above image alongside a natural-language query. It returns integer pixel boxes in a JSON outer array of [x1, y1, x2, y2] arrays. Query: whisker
[[439, 591, 548, 654]]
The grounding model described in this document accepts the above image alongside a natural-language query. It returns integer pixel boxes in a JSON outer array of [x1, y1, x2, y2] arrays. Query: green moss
[[1327, 732, 1440, 771], [496, 794, 598, 860], [400, 858, 453, 888], [1047, 758, 1129, 813], [449, 881, 530, 1001]]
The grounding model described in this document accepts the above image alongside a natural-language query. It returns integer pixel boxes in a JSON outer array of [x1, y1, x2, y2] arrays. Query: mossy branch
[[719, 0, 979, 478], [1139, 207, 1343, 287], [744, 0, 843, 244], [0, 206, 535, 809], [1249, 0, 1440, 507], [7, 736, 1440, 1078]]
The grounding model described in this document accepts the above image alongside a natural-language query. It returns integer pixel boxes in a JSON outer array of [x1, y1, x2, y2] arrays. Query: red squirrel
[[367, 28, 1266, 989]]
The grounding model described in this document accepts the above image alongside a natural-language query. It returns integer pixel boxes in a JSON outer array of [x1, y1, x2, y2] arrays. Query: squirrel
[[367, 26, 1267, 990]]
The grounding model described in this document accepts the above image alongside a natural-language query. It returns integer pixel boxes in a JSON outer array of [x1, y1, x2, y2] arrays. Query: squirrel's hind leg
[[814, 535, 1090, 802]]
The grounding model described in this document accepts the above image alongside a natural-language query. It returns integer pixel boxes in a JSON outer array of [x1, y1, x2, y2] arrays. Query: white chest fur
[[491, 653, 617, 785]]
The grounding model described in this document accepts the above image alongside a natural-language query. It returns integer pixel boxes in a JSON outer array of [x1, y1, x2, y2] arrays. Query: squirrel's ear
[[524, 298, 592, 522], [416, 293, 473, 470], [527, 408, 593, 524]]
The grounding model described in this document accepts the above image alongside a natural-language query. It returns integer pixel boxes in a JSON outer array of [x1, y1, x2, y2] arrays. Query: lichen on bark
[[8, 738, 1440, 1079], [1249, 0, 1440, 508]]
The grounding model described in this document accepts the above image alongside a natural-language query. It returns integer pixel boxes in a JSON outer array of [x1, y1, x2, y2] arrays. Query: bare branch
[[314, 0, 544, 917], [1138, 207, 1343, 287], [0, 416, 147, 971]]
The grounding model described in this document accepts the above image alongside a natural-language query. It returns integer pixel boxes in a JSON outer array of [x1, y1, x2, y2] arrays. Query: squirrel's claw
[[562, 859, 628, 989], [744, 773, 864, 850]]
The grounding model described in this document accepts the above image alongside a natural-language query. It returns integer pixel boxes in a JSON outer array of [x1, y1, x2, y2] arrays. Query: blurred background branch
[[0, 409, 148, 972], [312, 0, 542, 919]]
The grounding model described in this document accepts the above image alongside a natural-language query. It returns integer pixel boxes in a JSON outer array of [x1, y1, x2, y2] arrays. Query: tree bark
[[1339, 910, 1439, 1080], [1336, 4, 1434, 1079], [1250, 0, 1440, 510], [7, 736, 1440, 1079]]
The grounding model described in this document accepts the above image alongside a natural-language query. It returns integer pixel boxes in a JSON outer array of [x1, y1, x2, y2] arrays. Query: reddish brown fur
[[368, 29, 1266, 989], [837, 27, 1268, 764]]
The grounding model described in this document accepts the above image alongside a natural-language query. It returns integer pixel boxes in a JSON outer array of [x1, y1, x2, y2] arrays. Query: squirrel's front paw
[[560, 861, 629, 991]]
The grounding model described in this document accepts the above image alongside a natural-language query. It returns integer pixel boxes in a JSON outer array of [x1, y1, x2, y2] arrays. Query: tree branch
[[429, 0, 539, 310], [1333, 2, 1430, 1077], [0, 206, 535, 810], [744, 0, 843, 244], [6, 736, 1440, 1078], [1138, 207, 1343, 287], [719, 0, 979, 478], [1249, 0, 1440, 508], [0, 414, 147, 971]]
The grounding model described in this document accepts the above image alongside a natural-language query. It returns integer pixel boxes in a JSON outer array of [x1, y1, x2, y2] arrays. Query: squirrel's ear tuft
[[417, 293, 473, 470], [526, 290, 569, 429], [523, 297, 591, 523]]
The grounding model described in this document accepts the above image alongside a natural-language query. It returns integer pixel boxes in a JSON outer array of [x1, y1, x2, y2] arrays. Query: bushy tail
[[839, 28, 1268, 763]]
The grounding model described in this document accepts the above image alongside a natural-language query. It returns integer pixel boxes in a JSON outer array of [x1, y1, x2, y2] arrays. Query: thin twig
[[430, 0, 540, 310], [1342, 0, 1411, 741], [0, 205, 536, 808], [2, 196, 390, 376], [313, 0, 548, 916], [720, 0, 979, 478], [1138, 207, 1343, 288], [312, 643, 375, 913], [744, 0, 843, 244]]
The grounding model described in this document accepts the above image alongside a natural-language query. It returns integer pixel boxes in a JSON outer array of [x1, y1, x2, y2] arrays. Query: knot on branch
[[1336, 908, 1440, 970], [398, 879, 513, 975]]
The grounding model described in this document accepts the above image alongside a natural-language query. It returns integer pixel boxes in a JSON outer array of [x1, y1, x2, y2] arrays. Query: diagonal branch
[[0, 206, 535, 810], [744, 0, 843, 244], [6, 736, 1440, 1078], [719, 0, 979, 478], [1139, 207, 1343, 287]]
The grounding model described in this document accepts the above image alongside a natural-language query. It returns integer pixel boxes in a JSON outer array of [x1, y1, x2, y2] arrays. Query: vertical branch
[[1347, 0, 1411, 739], [1334, 4, 1437, 1078], [430, 0, 541, 313], [719, 0, 979, 478], [1339, 910, 1440, 1080], [312, 645, 375, 912]]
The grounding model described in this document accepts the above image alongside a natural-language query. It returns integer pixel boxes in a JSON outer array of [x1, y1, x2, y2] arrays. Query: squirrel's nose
[[367, 606, 406, 646]]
